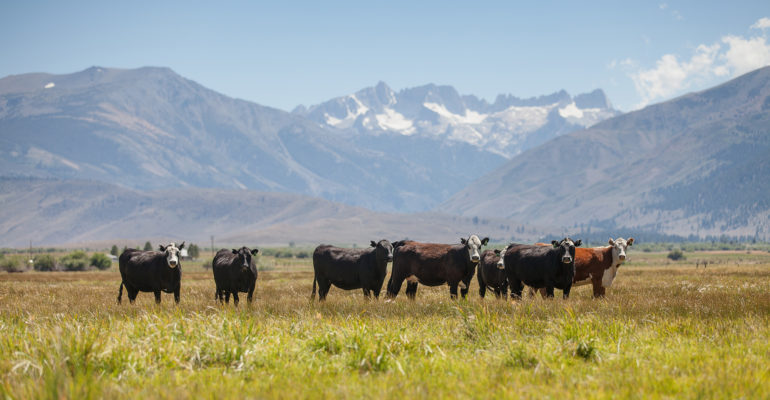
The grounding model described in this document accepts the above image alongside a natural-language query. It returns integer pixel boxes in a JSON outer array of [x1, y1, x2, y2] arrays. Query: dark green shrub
[[0, 256, 25, 272], [34, 254, 57, 271], [61, 251, 89, 271], [110, 245, 119, 256], [667, 249, 686, 261], [90, 253, 112, 270], [143, 241, 153, 251]]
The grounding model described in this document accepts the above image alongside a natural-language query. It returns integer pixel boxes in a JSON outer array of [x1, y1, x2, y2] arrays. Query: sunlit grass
[[1, 254, 769, 398]]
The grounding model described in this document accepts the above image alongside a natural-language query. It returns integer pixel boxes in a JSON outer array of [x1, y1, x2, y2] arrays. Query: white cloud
[[722, 35, 770, 75], [751, 17, 770, 30], [659, 3, 668, 10], [629, 19, 770, 108]]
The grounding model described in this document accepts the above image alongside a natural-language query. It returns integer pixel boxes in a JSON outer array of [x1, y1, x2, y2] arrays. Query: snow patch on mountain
[[375, 108, 415, 134]]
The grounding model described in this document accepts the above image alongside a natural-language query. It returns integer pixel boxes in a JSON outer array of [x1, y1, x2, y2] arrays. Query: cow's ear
[[481, 237, 489, 246], [627, 238, 634, 246], [608, 238, 615, 245], [494, 249, 501, 255], [370, 240, 377, 247], [251, 248, 259, 255], [461, 238, 467, 245], [574, 240, 582, 247], [551, 240, 559, 247], [232, 249, 238, 254], [179, 241, 185, 250], [159, 245, 167, 251]]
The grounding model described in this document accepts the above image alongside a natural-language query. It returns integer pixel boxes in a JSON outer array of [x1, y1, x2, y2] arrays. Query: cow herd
[[116, 236, 634, 305]]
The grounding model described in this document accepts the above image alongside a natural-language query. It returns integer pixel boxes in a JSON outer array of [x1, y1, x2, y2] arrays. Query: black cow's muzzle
[[169, 260, 178, 267], [561, 257, 572, 264], [387, 256, 393, 262], [471, 257, 480, 263]]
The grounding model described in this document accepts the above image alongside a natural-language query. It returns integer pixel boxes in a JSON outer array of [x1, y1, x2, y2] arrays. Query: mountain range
[[1, 65, 769, 246], [441, 66, 770, 239], [293, 82, 618, 158], [2, 67, 604, 212]]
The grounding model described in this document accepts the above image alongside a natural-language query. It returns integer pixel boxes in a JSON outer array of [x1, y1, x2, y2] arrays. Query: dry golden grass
[[1, 253, 769, 399]]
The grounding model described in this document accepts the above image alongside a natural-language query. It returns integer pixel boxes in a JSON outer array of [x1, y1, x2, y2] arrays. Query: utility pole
[[210, 235, 215, 255]]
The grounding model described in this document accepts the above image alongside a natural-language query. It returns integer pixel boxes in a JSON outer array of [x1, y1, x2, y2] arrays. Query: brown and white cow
[[532, 237, 634, 297]]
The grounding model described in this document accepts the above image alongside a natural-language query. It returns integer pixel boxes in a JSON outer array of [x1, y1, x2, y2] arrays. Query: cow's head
[[608, 237, 634, 266], [551, 238, 581, 264], [159, 241, 184, 269], [461, 235, 489, 263], [232, 246, 259, 276], [370, 240, 394, 263], [493, 245, 509, 270]]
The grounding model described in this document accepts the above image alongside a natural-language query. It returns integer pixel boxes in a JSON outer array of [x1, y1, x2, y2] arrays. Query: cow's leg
[[154, 290, 162, 304], [500, 285, 508, 299], [592, 276, 606, 298], [477, 267, 486, 298], [117, 282, 124, 304], [544, 284, 555, 298], [316, 277, 331, 301], [386, 274, 405, 299], [127, 286, 138, 304], [510, 280, 523, 299], [405, 282, 418, 299], [460, 280, 470, 299], [373, 287, 381, 299], [224, 292, 231, 303], [362, 288, 371, 299], [562, 284, 572, 299], [174, 288, 180, 304], [449, 283, 459, 300], [232, 292, 240, 307], [493, 288, 501, 298], [247, 284, 255, 304]]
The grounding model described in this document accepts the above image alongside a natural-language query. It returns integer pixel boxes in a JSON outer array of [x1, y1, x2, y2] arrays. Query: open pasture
[[1, 252, 769, 399]]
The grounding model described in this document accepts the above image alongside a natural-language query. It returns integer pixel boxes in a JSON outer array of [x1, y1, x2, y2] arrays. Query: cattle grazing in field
[[387, 235, 489, 300], [477, 246, 509, 299], [117, 242, 184, 304], [311, 240, 394, 301], [531, 237, 634, 298], [213, 246, 260, 306], [503, 238, 581, 299]]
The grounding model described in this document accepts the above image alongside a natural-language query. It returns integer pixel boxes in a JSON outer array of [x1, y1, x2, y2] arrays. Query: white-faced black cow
[[213, 246, 259, 306], [504, 238, 581, 299], [311, 240, 394, 301], [117, 242, 184, 304], [386, 235, 489, 300], [477, 246, 509, 299]]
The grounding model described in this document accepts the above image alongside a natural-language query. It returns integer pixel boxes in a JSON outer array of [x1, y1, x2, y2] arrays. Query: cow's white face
[[604, 237, 633, 287], [160, 241, 184, 269], [495, 246, 509, 270], [609, 237, 633, 266], [461, 235, 489, 263]]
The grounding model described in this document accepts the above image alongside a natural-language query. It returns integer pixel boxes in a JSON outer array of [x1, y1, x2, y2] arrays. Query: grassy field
[[1, 251, 769, 399]]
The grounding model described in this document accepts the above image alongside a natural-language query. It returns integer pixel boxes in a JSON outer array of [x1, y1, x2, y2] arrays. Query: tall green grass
[[1, 259, 769, 398]]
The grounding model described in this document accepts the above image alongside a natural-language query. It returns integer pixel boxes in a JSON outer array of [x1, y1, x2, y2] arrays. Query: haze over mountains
[[1, 65, 769, 246]]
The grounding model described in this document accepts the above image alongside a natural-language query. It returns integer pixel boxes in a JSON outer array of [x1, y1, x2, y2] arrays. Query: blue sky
[[1, 1, 769, 111]]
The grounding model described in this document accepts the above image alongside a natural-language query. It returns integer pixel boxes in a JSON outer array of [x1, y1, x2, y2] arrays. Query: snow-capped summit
[[295, 83, 620, 158]]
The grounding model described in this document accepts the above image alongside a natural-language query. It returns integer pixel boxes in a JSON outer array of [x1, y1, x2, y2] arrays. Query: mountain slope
[[0, 178, 541, 247], [440, 66, 770, 238], [294, 82, 619, 158], [0, 67, 503, 211]]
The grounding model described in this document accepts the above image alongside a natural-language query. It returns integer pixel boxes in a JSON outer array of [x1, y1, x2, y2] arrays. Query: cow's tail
[[310, 274, 317, 301], [117, 282, 124, 304]]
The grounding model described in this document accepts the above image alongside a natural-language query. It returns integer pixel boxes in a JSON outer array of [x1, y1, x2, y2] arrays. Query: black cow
[[213, 246, 259, 306], [311, 240, 394, 301], [387, 235, 489, 300], [117, 242, 184, 304], [477, 247, 509, 299], [504, 238, 581, 299]]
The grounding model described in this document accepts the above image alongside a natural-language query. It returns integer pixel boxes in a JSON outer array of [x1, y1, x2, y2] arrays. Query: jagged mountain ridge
[[293, 82, 619, 158]]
